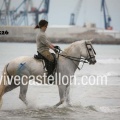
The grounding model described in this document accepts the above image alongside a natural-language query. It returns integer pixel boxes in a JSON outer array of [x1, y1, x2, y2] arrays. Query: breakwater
[[0, 26, 120, 44]]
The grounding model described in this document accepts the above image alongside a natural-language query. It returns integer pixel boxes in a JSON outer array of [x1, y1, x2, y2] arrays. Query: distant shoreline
[[0, 26, 120, 44], [0, 38, 120, 45]]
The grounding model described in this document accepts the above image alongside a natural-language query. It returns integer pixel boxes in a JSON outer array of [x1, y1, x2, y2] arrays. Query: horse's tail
[[0, 64, 9, 108]]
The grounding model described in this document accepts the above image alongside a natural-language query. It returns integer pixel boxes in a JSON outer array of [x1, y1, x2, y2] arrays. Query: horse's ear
[[88, 38, 94, 42], [85, 38, 94, 43]]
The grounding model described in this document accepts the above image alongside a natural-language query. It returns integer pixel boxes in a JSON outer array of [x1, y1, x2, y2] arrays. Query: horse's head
[[80, 40, 96, 65]]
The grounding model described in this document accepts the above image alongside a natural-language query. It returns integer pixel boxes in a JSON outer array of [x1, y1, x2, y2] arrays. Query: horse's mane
[[62, 40, 85, 54]]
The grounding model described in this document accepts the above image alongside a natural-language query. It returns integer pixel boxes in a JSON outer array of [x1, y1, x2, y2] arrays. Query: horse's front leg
[[19, 76, 29, 106], [65, 85, 71, 106], [54, 85, 66, 107]]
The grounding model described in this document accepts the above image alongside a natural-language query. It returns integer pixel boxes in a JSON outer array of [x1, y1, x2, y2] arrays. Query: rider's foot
[[47, 75, 55, 84]]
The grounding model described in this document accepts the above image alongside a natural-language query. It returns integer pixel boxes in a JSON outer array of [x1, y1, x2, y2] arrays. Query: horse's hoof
[[67, 103, 72, 107], [0, 99, 3, 109], [23, 100, 28, 106], [53, 105, 57, 108], [25, 102, 28, 106]]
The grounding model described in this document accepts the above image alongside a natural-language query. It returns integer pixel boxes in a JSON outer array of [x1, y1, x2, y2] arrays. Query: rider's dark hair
[[34, 20, 48, 29]]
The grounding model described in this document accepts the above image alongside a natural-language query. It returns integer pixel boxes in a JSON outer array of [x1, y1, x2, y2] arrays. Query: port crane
[[70, 0, 83, 25], [101, 0, 112, 29], [29, 0, 49, 25], [0, 0, 11, 25], [0, 0, 50, 26]]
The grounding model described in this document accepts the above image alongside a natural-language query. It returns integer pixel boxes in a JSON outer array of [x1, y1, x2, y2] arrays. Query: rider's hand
[[54, 49, 59, 53], [54, 46, 61, 51]]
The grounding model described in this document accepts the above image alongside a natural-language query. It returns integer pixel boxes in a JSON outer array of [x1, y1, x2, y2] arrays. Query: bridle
[[85, 41, 96, 64], [56, 42, 96, 70]]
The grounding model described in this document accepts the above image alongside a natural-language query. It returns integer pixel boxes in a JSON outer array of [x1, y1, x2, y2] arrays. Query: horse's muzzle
[[89, 59, 97, 65]]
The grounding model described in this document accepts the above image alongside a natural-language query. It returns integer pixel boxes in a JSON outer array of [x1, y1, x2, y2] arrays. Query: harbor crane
[[0, 0, 50, 26], [0, 0, 11, 25], [70, 0, 83, 25], [29, 0, 49, 25], [101, 0, 112, 29]]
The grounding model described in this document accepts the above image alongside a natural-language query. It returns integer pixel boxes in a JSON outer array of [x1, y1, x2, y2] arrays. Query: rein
[[59, 54, 88, 63], [55, 41, 96, 70], [58, 53, 88, 70]]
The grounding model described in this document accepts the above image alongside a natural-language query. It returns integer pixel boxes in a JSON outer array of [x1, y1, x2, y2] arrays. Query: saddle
[[34, 51, 57, 78]]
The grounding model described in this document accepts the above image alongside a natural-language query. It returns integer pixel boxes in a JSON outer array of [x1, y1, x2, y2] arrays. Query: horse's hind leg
[[0, 81, 6, 108], [19, 76, 29, 106], [4, 80, 20, 93]]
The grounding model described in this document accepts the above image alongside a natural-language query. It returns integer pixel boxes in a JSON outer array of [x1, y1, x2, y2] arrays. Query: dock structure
[[0, 26, 120, 44]]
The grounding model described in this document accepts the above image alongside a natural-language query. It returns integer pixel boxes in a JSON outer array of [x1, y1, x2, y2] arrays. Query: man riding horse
[[34, 19, 60, 79]]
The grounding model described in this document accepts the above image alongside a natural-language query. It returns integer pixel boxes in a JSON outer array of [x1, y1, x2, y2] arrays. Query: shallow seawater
[[0, 42, 120, 120]]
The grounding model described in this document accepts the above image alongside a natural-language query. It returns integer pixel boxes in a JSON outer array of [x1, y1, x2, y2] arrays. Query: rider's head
[[34, 19, 48, 32]]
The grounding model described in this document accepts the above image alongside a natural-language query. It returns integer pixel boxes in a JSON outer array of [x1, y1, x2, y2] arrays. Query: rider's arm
[[48, 44, 55, 50], [41, 34, 56, 51]]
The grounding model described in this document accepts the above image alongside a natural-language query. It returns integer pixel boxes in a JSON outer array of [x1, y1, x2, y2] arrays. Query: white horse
[[0, 40, 96, 108]]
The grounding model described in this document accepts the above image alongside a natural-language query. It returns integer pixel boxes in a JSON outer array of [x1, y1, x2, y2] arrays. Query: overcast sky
[[0, 0, 120, 31]]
